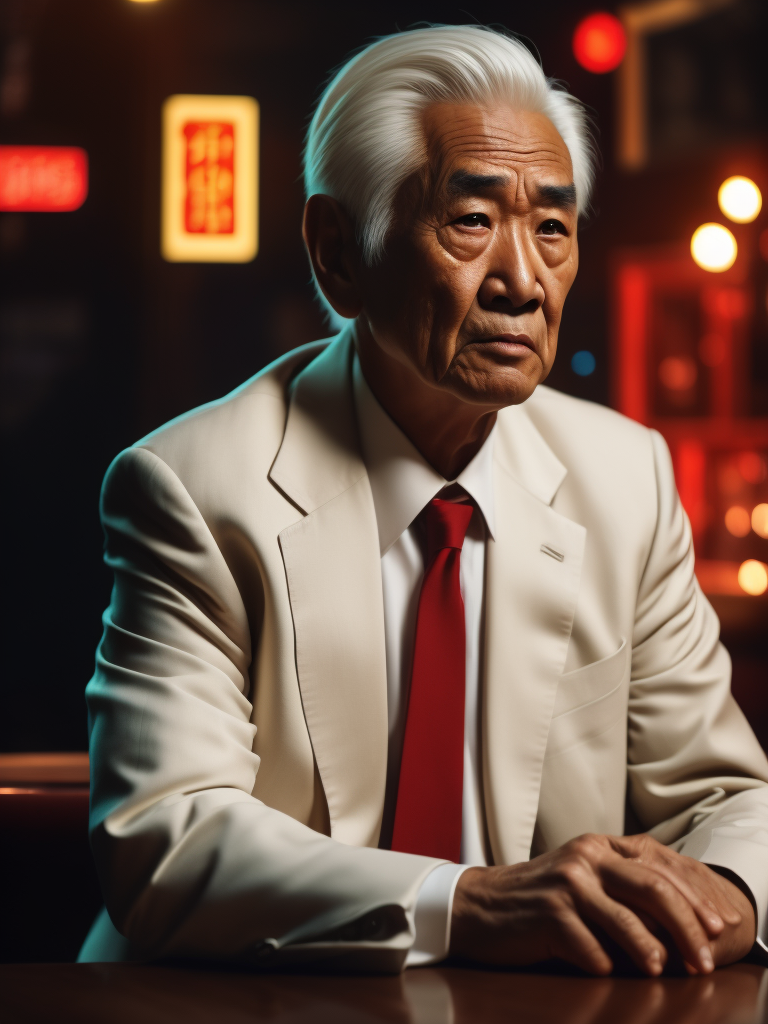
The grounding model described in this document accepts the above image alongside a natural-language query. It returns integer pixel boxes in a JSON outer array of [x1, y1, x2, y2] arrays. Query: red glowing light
[[183, 122, 235, 235], [737, 451, 767, 484], [572, 12, 626, 74], [0, 146, 88, 212]]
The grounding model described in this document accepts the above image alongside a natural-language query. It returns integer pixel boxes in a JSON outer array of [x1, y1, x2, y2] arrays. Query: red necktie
[[391, 497, 473, 862]]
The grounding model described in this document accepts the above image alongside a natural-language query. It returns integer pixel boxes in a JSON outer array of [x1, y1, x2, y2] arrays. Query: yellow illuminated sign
[[162, 94, 258, 263]]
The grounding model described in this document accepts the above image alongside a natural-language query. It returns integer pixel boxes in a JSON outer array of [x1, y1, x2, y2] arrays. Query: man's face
[[357, 103, 579, 409]]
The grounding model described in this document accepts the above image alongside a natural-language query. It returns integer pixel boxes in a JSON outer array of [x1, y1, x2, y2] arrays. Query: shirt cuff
[[406, 863, 469, 967]]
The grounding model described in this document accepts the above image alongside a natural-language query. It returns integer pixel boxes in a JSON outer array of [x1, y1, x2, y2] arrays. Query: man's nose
[[476, 226, 545, 315]]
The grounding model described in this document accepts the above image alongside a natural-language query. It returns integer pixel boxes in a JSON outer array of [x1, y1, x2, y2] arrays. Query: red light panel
[[0, 146, 88, 212], [183, 122, 235, 235], [572, 12, 626, 74]]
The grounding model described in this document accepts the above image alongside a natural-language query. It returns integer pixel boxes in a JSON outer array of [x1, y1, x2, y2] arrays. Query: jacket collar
[[269, 325, 365, 515], [493, 400, 568, 508]]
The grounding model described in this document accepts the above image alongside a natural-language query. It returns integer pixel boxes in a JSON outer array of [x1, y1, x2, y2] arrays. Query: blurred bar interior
[[0, 0, 766, 961]]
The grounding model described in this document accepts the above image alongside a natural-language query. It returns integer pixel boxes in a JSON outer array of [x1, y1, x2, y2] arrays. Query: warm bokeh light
[[691, 223, 737, 272], [725, 506, 751, 538], [718, 176, 762, 224], [753, 504, 768, 539], [738, 451, 767, 484], [572, 13, 626, 73], [738, 560, 768, 596], [658, 356, 697, 391]]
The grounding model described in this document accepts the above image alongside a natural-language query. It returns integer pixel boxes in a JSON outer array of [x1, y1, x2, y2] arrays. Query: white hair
[[304, 25, 595, 323]]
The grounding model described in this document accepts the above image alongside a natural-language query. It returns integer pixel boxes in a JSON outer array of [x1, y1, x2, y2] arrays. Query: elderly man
[[81, 26, 768, 975]]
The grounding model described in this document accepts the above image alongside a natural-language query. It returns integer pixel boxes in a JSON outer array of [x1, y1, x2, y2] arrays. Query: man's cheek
[[435, 270, 480, 325]]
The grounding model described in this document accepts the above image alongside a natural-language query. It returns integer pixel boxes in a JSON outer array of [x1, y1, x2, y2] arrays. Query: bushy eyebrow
[[446, 169, 510, 196], [444, 172, 577, 212], [534, 183, 577, 210]]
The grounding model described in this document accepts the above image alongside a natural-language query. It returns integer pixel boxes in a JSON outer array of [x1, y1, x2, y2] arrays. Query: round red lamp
[[572, 12, 626, 74]]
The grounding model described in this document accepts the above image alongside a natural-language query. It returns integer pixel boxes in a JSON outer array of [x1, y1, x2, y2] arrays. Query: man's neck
[[354, 324, 497, 481]]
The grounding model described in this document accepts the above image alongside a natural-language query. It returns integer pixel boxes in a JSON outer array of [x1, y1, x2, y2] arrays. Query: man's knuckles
[[553, 858, 593, 891], [566, 833, 607, 862], [643, 874, 678, 904]]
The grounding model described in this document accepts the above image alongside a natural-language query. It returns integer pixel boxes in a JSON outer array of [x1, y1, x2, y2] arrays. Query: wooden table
[[1, 962, 766, 1023]]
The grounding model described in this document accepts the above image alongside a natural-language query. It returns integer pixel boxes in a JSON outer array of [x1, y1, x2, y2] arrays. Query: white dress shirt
[[353, 356, 495, 964]]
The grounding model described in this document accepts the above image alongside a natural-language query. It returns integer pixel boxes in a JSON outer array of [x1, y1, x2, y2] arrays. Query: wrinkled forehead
[[420, 102, 574, 198]]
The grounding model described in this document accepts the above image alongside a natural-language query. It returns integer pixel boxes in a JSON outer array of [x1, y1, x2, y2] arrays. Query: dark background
[[1, 0, 766, 753]]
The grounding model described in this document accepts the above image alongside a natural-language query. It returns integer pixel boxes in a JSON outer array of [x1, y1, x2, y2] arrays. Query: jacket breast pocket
[[546, 638, 630, 759]]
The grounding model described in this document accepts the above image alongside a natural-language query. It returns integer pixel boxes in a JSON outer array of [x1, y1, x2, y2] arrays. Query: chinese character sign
[[184, 122, 235, 234], [0, 146, 88, 212], [162, 95, 258, 262]]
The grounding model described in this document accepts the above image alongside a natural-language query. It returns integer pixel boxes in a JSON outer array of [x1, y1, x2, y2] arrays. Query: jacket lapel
[[270, 329, 389, 848], [483, 403, 586, 865]]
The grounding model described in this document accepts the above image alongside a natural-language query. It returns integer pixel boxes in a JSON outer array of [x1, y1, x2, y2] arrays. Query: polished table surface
[[2, 962, 768, 1024]]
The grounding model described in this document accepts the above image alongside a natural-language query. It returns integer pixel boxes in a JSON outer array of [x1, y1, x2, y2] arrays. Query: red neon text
[[0, 146, 88, 212]]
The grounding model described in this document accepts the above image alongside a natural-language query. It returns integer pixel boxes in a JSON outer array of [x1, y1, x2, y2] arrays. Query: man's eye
[[539, 219, 567, 236], [454, 213, 489, 228]]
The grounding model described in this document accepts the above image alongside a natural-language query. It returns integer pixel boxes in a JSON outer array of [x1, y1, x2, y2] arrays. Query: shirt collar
[[353, 353, 496, 556]]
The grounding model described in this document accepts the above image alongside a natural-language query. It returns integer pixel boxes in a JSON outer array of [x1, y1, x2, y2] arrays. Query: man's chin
[[447, 369, 543, 409], [448, 356, 545, 407]]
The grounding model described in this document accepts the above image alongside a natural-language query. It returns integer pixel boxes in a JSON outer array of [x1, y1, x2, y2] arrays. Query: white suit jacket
[[81, 328, 768, 970]]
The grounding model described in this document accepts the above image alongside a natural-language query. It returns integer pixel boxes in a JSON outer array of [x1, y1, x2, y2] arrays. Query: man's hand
[[450, 834, 755, 976]]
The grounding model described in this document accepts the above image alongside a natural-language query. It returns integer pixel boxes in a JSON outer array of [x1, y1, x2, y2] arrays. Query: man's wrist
[[448, 865, 489, 960]]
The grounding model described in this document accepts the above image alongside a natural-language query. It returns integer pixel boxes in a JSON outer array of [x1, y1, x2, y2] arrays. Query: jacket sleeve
[[628, 429, 768, 945], [85, 446, 441, 970]]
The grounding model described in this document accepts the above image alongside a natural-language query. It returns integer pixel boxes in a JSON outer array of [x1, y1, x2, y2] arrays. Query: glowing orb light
[[738, 559, 768, 596], [718, 176, 762, 224], [572, 13, 626, 74], [658, 356, 697, 391], [738, 451, 766, 483], [753, 503, 768, 539], [725, 506, 751, 538], [571, 350, 596, 376], [691, 223, 737, 273]]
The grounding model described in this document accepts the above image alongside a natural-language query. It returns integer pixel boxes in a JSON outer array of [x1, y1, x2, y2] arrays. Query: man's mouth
[[466, 334, 536, 357]]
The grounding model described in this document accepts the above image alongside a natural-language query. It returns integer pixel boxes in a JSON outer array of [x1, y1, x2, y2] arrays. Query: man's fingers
[[548, 909, 614, 976], [610, 836, 740, 930], [602, 861, 715, 974], [701, 869, 747, 927], [573, 884, 667, 976], [636, 861, 725, 937]]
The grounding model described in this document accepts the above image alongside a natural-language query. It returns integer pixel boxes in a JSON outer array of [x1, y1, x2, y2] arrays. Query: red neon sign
[[183, 122, 235, 234], [0, 146, 88, 212]]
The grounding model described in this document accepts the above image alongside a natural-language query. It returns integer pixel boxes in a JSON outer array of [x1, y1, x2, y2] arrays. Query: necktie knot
[[425, 497, 473, 562]]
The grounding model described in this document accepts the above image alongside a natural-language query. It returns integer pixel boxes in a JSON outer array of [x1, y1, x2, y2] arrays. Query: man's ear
[[302, 195, 363, 320]]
